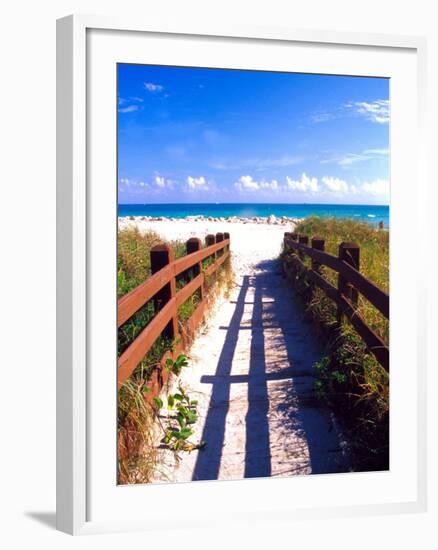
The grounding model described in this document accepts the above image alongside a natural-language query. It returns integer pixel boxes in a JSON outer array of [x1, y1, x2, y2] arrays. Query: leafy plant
[[164, 354, 189, 376], [153, 382, 204, 452]]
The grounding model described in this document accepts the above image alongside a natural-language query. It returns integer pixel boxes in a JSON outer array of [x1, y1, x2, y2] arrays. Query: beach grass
[[290, 217, 389, 471]]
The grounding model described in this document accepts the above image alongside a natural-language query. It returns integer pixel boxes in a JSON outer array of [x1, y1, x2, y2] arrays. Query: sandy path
[[123, 219, 350, 481]]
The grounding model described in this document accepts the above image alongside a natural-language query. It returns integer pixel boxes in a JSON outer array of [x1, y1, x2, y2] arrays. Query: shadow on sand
[[192, 258, 349, 481]]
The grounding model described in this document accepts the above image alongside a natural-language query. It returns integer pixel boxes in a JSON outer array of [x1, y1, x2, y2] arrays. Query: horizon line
[[118, 202, 389, 207]]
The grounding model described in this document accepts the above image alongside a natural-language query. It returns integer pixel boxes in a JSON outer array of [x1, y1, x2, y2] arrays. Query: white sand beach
[[118, 217, 297, 275]]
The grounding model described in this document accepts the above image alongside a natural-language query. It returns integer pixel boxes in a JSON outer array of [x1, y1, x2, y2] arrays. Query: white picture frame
[[56, 14, 428, 535]]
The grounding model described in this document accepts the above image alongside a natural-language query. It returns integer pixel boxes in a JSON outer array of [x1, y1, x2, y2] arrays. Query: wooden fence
[[282, 232, 389, 371], [118, 232, 231, 390]]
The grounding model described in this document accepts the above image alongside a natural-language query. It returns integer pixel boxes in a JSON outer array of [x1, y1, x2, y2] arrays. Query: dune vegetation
[[288, 217, 389, 472]]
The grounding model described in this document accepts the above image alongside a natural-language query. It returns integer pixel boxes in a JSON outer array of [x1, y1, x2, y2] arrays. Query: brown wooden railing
[[118, 232, 230, 389], [282, 232, 389, 371]]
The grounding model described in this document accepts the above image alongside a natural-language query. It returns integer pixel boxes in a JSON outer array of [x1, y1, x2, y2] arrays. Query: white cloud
[[209, 155, 302, 171], [144, 82, 164, 93], [363, 148, 389, 155], [236, 175, 259, 190], [361, 179, 389, 198], [118, 96, 144, 113], [235, 172, 379, 200], [245, 155, 302, 169], [118, 178, 150, 193], [154, 175, 173, 189], [346, 99, 390, 124], [321, 176, 349, 194], [118, 105, 139, 114], [263, 180, 279, 190], [322, 147, 389, 166], [337, 153, 371, 166], [155, 176, 166, 188], [286, 173, 319, 193], [187, 176, 208, 190], [310, 112, 334, 123], [286, 174, 351, 196], [235, 175, 279, 191]]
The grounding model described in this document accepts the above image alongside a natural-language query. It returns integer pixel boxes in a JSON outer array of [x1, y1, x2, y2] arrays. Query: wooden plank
[[186, 299, 207, 334], [205, 250, 229, 276], [174, 239, 229, 275], [337, 259, 389, 318], [186, 237, 204, 301], [118, 239, 230, 388], [306, 269, 389, 371], [337, 242, 360, 323], [117, 265, 172, 327], [286, 238, 345, 271], [150, 244, 178, 342], [142, 341, 184, 404], [118, 240, 230, 326], [285, 238, 389, 318], [175, 273, 204, 307], [117, 298, 176, 388]]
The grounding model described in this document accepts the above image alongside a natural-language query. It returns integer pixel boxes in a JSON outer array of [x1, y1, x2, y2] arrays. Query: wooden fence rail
[[282, 232, 389, 371], [118, 233, 231, 389]]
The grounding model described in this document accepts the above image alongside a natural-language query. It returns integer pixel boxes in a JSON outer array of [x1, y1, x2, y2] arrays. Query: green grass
[[118, 227, 186, 297], [118, 375, 158, 485], [295, 216, 389, 341], [117, 227, 199, 356], [286, 217, 389, 472]]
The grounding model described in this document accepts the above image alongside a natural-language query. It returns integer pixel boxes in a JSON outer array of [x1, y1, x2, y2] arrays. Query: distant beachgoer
[[378, 221, 384, 229]]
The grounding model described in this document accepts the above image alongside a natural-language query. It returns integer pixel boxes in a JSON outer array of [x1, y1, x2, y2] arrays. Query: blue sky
[[118, 64, 389, 205]]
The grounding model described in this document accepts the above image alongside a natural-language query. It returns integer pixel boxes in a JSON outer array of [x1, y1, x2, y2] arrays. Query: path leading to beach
[[122, 219, 351, 481]]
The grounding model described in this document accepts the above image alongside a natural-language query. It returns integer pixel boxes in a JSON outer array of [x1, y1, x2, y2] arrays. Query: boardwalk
[[164, 253, 351, 482]]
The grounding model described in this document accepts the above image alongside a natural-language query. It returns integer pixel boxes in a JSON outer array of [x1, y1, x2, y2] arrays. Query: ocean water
[[118, 203, 390, 228]]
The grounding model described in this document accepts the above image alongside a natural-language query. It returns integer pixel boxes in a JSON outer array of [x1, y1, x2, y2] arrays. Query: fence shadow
[[257, 259, 349, 475], [192, 258, 349, 481], [192, 276, 251, 480]]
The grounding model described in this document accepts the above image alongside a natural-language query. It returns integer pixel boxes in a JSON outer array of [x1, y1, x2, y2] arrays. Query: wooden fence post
[[216, 232, 224, 257], [186, 237, 203, 301], [311, 237, 325, 272], [286, 233, 298, 282], [223, 232, 230, 252], [290, 234, 298, 253], [298, 235, 308, 259], [150, 244, 178, 340], [283, 232, 292, 252], [337, 242, 360, 324], [205, 234, 216, 247], [205, 233, 216, 266]]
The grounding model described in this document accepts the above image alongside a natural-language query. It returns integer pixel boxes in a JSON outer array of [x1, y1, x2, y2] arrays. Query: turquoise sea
[[118, 203, 389, 228]]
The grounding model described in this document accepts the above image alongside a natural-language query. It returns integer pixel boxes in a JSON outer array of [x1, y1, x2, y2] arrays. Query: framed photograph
[[57, 15, 427, 535]]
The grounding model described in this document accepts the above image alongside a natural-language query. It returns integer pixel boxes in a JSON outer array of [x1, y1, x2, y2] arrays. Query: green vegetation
[[118, 371, 158, 485], [118, 227, 186, 296], [154, 379, 205, 452], [295, 216, 388, 341], [118, 354, 203, 484], [285, 217, 389, 472], [117, 227, 233, 483], [118, 228, 233, 354]]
